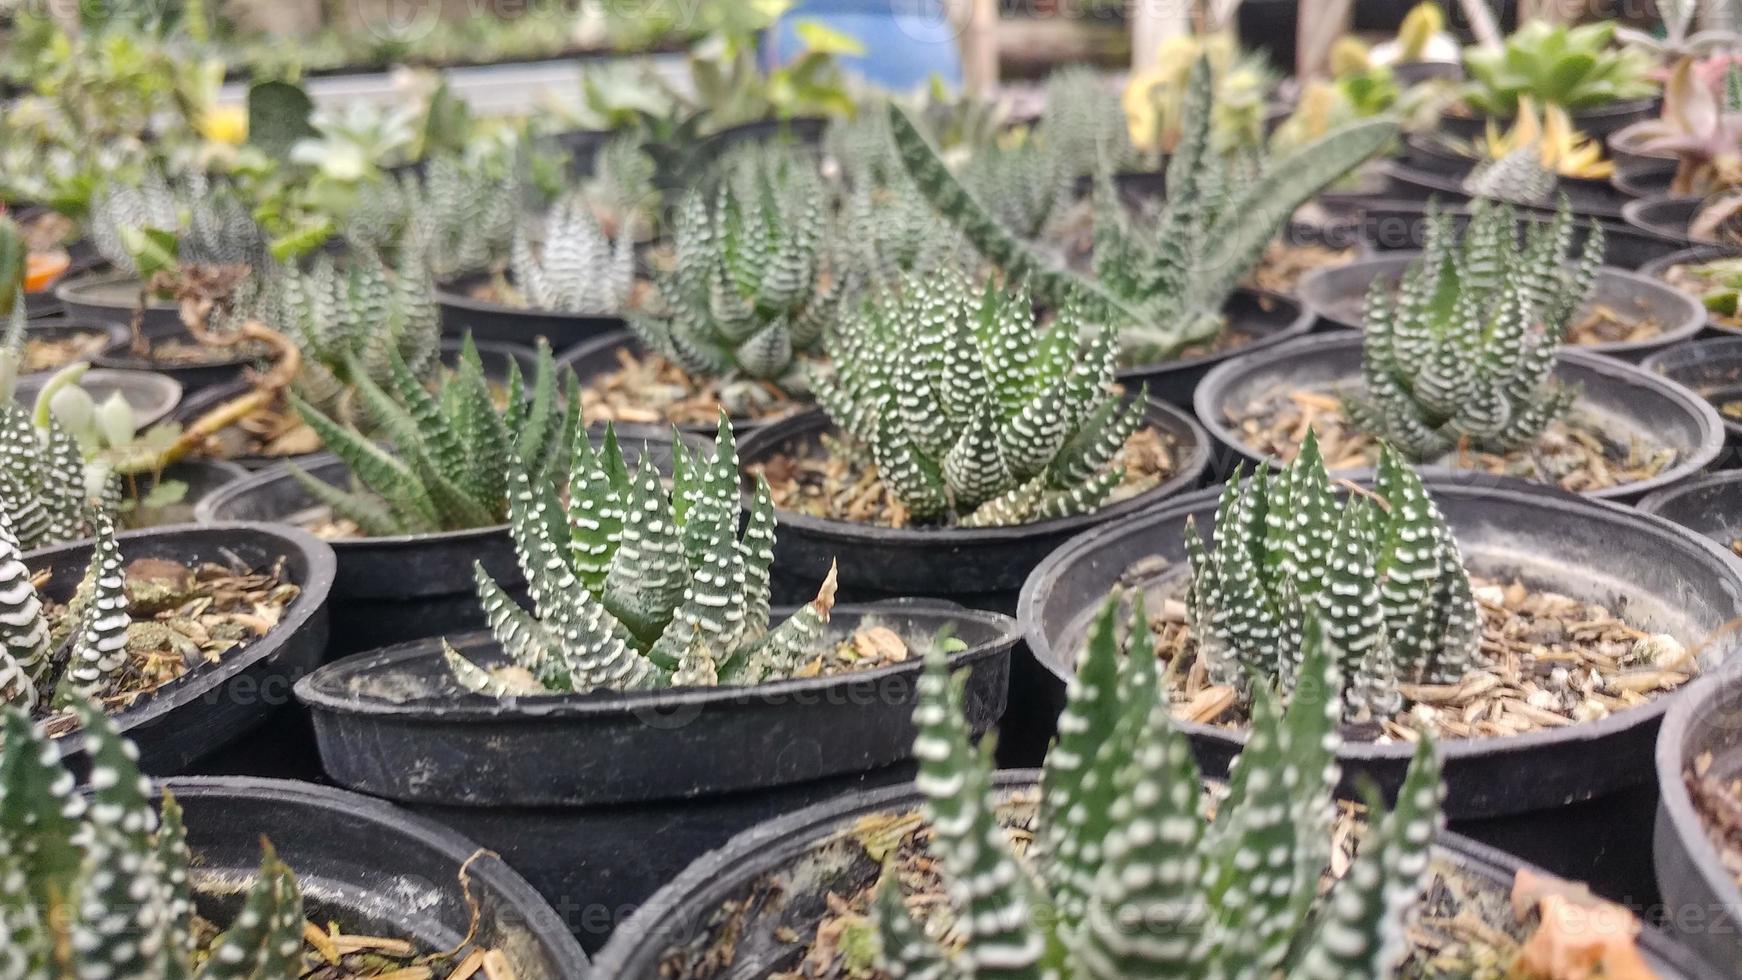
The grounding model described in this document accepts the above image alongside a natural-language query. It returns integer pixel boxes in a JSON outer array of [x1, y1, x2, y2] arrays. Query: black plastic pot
[[1639, 468, 1742, 540], [1640, 244, 1742, 339], [1609, 121, 1678, 173], [171, 337, 538, 470], [93, 319, 264, 394], [123, 459, 250, 528], [543, 126, 610, 177], [1613, 158, 1679, 200], [1377, 156, 1635, 221], [591, 771, 1724, 978], [13, 366, 183, 428], [697, 116, 829, 160], [554, 329, 797, 442], [1654, 658, 1742, 975], [1358, 199, 1686, 270], [1194, 332, 1724, 502], [437, 273, 626, 350], [296, 603, 1020, 950], [16, 318, 128, 377], [159, 777, 589, 977], [195, 434, 685, 657], [1624, 194, 1705, 246], [1298, 252, 1705, 361], [1116, 288, 1316, 409], [1019, 474, 1742, 902], [55, 270, 182, 332], [1438, 97, 1658, 144], [1643, 340, 1742, 458], [28, 522, 334, 775]]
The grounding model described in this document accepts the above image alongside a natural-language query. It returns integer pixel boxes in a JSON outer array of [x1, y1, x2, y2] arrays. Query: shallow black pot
[[123, 459, 250, 528], [1643, 340, 1742, 458], [697, 116, 828, 160], [1609, 122, 1678, 173], [1655, 658, 1742, 975], [543, 126, 610, 177], [1624, 194, 1705, 246], [1116, 288, 1316, 409], [554, 329, 794, 442], [1639, 468, 1742, 542], [591, 771, 1724, 978], [13, 366, 182, 427], [739, 400, 1210, 609], [437, 273, 626, 350], [16, 318, 128, 376], [28, 522, 334, 775], [1613, 158, 1679, 199], [1639, 244, 1742, 339], [92, 317, 262, 394], [1358, 199, 1685, 270], [55, 270, 183, 331], [1019, 475, 1742, 902], [296, 603, 1019, 950], [1377, 157, 1635, 220], [171, 337, 538, 471], [1193, 332, 1724, 502], [159, 777, 589, 977], [1298, 252, 1705, 361], [1438, 97, 1658, 143]]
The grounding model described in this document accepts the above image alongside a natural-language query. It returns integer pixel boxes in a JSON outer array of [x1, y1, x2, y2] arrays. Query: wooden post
[[949, 0, 999, 96], [1132, 0, 1190, 72], [1296, 0, 1354, 79]]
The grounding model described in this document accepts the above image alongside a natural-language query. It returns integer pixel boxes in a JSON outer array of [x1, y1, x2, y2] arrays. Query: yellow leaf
[[795, 20, 866, 57]]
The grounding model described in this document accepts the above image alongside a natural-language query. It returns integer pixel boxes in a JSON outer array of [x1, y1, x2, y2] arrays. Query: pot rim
[[293, 602, 1020, 721], [158, 775, 592, 974], [592, 765, 1719, 979], [192, 452, 511, 550], [54, 269, 178, 311], [1622, 194, 1704, 244], [33, 521, 336, 756], [435, 271, 628, 327], [736, 398, 1212, 547], [1018, 476, 1742, 767], [1190, 331, 1725, 501], [1114, 286, 1316, 379], [1299, 252, 1705, 356], [13, 366, 184, 427], [553, 328, 785, 437], [1654, 658, 1742, 946], [1638, 466, 1742, 518]]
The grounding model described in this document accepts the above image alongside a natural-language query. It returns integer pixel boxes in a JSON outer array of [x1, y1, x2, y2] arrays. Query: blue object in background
[[762, 0, 963, 93]]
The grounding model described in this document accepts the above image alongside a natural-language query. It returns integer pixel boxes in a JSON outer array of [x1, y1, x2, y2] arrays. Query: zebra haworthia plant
[[508, 195, 636, 316], [889, 57, 1397, 361], [631, 153, 852, 390], [875, 596, 1445, 977], [0, 701, 304, 978], [444, 418, 837, 695], [1185, 432, 1481, 720], [1345, 200, 1599, 461], [0, 510, 130, 714], [289, 337, 577, 536], [813, 268, 1142, 528], [0, 400, 99, 549], [88, 169, 263, 279]]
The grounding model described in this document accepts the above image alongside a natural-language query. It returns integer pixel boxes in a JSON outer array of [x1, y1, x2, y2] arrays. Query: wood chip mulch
[[1662, 262, 1742, 331], [753, 427, 1179, 530], [1247, 239, 1358, 296], [1122, 571, 1694, 744], [580, 346, 807, 429], [1228, 389, 1676, 494], [1565, 304, 1664, 347], [1687, 750, 1742, 892], [23, 330, 110, 372], [37, 554, 300, 734]]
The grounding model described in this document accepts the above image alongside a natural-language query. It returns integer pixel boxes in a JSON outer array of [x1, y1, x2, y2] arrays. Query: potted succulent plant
[[1643, 339, 1742, 456], [1021, 442, 1742, 901], [891, 58, 1392, 407], [0, 699, 589, 977], [1443, 20, 1659, 143], [594, 607, 1721, 978], [1618, 61, 1742, 247], [295, 417, 1024, 950], [1358, 196, 1688, 270], [194, 337, 579, 657], [1299, 201, 1705, 360], [1199, 201, 1723, 502]]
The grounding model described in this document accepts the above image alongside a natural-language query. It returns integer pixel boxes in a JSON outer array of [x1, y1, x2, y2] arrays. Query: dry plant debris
[[21, 329, 110, 372], [1248, 238, 1358, 295], [1663, 262, 1742, 330], [1687, 749, 1742, 892], [1229, 390, 1675, 493], [38, 553, 299, 733], [1129, 572, 1694, 742], [579, 345, 806, 428], [755, 427, 1178, 529], [1564, 304, 1663, 347]]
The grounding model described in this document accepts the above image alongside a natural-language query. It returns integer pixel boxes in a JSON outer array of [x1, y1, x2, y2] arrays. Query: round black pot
[[1438, 97, 1659, 143], [122, 459, 250, 528], [1639, 244, 1742, 339], [1391, 59, 1465, 86], [543, 126, 610, 177], [591, 771, 1723, 979], [698, 116, 829, 159], [16, 318, 128, 377], [1624, 194, 1705, 246], [437, 273, 626, 350], [194, 433, 686, 657], [1654, 658, 1742, 975], [1643, 339, 1742, 458], [1358, 199, 1686, 270], [56, 270, 183, 332], [296, 603, 1019, 951], [171, 337, 539, 470], [1116, 287, 1316, 409], [1378, 155, 1635, 221], [1298, 251, 1705, 361], [1639, 468, 1742, 541], [554, 329, 797, 442], [28, 521, 334, 775], [93, 319, 264, 394], [12, 366, 182, 428], [1613, 158, 1679, 200], [738, 400, 1210, 609], [1609, 121, 1678, 173], [159, 777, 589, 977], [1194, 332, 1724, 503], [1019, 474, 1742, 903]]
